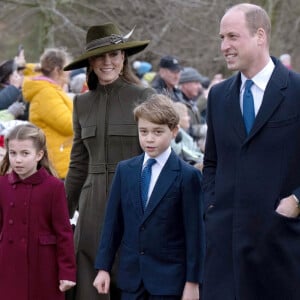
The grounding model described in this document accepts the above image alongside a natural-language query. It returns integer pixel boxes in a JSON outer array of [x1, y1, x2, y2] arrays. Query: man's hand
[[276, 195, 300, 218], [181, 281, 199, 299]]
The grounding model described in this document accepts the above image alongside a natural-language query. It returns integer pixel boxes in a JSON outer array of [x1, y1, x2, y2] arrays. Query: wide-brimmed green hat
[[64, 23, 150, 71]]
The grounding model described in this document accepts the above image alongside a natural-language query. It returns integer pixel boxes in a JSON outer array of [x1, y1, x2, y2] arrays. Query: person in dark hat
[[63, 23, 155, 300], [179, 67, 208, 150], [179, 67, 209, 91], [151, 55, 183, 102]]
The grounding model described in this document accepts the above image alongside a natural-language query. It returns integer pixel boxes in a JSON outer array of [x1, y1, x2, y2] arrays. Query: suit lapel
[[246, 60, 288, 141], [227, 58, 289, 143], [142, 151, 179, 221], [128, 154, 144, 217], [226, 75, 247, 140]]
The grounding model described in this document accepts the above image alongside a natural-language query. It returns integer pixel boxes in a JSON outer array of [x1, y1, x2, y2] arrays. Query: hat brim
[[64, 40, 150, 71], [167, 66, 182, 72], [179, 76, 203, 84]]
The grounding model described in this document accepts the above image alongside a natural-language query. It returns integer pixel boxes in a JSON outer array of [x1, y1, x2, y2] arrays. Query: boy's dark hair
[[133, 94, 179, 130]]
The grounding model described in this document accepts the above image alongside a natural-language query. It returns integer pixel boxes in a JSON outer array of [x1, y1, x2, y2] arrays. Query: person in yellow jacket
[[22, 48, 73, 179]]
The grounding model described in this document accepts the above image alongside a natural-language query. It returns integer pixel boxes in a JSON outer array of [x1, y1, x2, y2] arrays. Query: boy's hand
[[181, 281, 199, 299], [93, 270, 110, 294], [59, 280, 76, 292]]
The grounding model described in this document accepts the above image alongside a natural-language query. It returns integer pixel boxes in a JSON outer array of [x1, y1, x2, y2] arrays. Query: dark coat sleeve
[[0, 85, 21, 110]]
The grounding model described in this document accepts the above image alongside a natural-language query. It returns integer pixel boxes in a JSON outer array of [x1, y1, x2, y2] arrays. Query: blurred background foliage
[[0, 0, 299, 79]]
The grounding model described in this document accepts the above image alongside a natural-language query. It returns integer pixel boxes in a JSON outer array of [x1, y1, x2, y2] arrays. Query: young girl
[[0, 123, 76, 300]]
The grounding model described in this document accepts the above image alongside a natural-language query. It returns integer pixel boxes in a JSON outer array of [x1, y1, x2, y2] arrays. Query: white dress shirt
[[142, 147, 171, 207], [240, 58, 275, 116]]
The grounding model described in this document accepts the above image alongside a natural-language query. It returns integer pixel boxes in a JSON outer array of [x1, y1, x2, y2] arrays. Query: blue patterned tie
[[141, 158, 156, 210], [243, 79, 255, 134]]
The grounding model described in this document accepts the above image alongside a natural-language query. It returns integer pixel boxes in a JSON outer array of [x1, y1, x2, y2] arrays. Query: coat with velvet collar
[[95, 150, 203, 295], [0, 167, 76, 300], [202, 57, 300, 300]]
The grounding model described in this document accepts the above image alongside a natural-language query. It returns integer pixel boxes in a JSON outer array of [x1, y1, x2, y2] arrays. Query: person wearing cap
[[132, 60, 152, 79], [63, 23, 155, 300], [132, 60, 153, 87], [151, 55, 183, 102], [179, 67, 208, 150]]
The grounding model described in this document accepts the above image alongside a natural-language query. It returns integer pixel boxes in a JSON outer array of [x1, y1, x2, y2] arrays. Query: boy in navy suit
[[93, 94, 203, 300]]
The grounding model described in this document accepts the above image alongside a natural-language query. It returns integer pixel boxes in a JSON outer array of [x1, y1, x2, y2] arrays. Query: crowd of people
[[0, 2, 299, 300], [0, 45, 216, 177]]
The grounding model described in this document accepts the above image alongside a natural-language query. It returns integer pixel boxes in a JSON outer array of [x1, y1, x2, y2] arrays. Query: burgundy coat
[[0, 167, 76, 300]]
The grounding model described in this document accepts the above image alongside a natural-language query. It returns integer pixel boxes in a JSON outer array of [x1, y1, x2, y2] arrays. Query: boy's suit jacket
[[95, 150, 203, 295]]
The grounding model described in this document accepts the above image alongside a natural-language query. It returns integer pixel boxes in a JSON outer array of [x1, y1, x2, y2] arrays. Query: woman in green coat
[[64, 23, 155, 300]]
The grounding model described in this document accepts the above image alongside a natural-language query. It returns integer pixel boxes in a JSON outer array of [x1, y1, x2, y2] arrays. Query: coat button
[[9, 202, 14, 207], [9, 219, 14, 225], [140, 250, 145, 255]]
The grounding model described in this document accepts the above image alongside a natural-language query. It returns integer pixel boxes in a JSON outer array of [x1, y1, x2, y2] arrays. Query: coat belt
[[88, 163, 117, 174]]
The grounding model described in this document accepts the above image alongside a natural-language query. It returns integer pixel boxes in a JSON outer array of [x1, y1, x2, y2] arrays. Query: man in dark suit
[[202, 3, 300, 300], [93, 94, 203, 299]]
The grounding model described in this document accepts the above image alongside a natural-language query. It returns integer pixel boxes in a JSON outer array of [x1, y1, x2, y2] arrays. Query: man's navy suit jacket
[[203, 57, 300, 299]]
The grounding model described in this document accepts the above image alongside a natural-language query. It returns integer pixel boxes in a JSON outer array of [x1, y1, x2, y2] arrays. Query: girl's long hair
[[0, 123, 57, 177]]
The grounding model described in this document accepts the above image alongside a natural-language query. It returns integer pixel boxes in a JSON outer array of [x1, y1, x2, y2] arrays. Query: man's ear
[[256, 28, 266, 46]]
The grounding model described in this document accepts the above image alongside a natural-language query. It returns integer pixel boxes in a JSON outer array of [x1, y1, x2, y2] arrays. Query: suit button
[[8, 219, 14, 225], [141, 226, 145, 231], [10, 202, 14, 207], [140, 251, 145, 255]]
